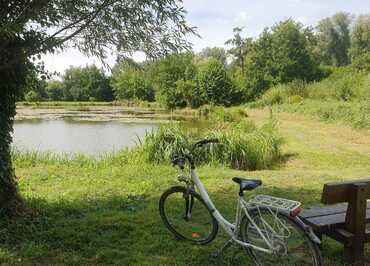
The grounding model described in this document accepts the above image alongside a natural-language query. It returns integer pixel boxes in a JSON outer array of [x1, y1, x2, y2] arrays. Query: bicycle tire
[[240, 207, 323, 266], [159, 186, 218, 245]]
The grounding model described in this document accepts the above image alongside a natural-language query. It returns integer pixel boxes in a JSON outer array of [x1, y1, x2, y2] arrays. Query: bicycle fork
[[183, 185, 194, 221]]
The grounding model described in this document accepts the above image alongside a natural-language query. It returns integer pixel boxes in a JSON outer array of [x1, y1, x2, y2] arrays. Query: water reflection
[[13, 119, 158, 155]]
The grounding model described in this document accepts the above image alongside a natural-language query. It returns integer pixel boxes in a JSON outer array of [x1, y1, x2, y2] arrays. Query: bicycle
[[159, 138, 323, 265]]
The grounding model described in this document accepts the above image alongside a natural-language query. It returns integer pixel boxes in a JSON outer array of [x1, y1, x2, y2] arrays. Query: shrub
[[195, 59, 240, 106], [25, 90, 42, 102], [352, 52, 370, 72], [257, 80, 308, 106], [141, 120, 283, 170]]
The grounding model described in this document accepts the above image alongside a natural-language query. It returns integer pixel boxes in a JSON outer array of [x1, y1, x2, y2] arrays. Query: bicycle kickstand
[[211, 238, 234, 258]]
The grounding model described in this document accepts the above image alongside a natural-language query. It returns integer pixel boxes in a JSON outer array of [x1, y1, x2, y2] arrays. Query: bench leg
[[344, 240, 364, 266]]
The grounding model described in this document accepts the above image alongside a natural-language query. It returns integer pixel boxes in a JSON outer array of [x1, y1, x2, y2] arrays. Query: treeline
[[20, 65, 114, 102], [21, 12, 370, 108]]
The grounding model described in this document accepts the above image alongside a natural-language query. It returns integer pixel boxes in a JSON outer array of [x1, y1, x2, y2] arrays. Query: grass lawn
[[1, 108, 370, 265]]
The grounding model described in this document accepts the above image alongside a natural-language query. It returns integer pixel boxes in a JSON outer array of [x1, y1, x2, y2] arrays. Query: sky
[[42, 0, 370, 74]]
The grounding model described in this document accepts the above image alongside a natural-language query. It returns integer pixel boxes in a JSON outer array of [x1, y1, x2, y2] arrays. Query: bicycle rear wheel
[[159, 186, 218, 245], [240, 207, 322, 266]]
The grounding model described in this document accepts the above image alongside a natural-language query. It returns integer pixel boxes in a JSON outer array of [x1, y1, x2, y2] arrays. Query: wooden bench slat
[[300, 202, 370, 219], [329, 228, 355, 245], [301, 204, 347, 218], [301, 207, 370, 231]]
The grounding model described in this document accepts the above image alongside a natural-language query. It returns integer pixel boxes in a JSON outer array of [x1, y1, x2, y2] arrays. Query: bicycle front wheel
[[159, 186, 218, 245], [240, 207, 322, 266]]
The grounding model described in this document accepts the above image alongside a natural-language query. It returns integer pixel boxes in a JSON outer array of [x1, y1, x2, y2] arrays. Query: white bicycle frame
[[190, 168, 283, 254]]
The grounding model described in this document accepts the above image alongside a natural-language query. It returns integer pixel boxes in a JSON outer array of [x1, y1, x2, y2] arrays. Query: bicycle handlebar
[[193, 138, 219, 148], [172, 138, 220, 169]]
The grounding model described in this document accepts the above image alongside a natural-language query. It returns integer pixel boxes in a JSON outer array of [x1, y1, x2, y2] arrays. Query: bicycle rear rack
[[248, 194, 301, 213]]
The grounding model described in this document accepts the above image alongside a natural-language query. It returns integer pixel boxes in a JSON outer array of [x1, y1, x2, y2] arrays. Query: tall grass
[[11, 148, 143, 169], [141, 120, 283, 170], [250, 67, 370, 129]]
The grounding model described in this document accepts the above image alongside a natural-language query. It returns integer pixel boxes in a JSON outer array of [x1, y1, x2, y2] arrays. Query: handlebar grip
[[194, 138, 219, 147]]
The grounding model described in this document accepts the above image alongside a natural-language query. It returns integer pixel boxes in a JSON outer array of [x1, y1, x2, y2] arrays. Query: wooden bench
[[300, 179, 370, 265]]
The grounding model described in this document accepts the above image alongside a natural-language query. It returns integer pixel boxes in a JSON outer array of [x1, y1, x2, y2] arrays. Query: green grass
[[273, 99, 370, 129], [250, 68, 370, 129], [2, 108, 370, 265]]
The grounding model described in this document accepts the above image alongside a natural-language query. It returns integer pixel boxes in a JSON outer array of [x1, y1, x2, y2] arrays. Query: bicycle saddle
[[232, 177, 262, 191]]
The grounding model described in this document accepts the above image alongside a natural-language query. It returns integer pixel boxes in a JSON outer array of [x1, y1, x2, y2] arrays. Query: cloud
[[41, 0, 370, 73]]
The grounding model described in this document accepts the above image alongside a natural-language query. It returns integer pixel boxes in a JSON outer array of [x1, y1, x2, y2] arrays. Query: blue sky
[[42, 0, 370, 74]]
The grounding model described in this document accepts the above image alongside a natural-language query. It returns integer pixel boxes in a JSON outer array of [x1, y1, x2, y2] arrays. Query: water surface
[[13, 119, 158, 155]]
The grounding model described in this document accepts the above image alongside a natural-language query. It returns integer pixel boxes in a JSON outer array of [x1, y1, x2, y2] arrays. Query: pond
[[12, 119, 158, 155]]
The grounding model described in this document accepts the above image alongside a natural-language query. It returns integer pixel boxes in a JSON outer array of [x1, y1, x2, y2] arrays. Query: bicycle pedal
[[211, 251, 221, 258]]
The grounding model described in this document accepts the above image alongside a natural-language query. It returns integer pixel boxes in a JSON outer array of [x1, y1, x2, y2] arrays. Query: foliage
[[111, 67, 154, 102], [19, 71, 48, 101], [25, 90, 42, 102], [194, 59, 239, 107], [151, 53, 197, 109], [62, 65, 113, 101], [175, 80, 201, 108], [200, 106, 249, 123], [350, 15, 370, 60], [142, 120, 283, 170], [252, 67, 370, 129], [316, 12, 352, 66], [45, 80, 64, 101], [351, 52, 370, 72], [244, 20, 320, 100], [198, 47, 228, 65], [254, 80, 307, 106], [273, 100, 370, 129], [225, 27, 251, 73], [1, 0, 196, 214]]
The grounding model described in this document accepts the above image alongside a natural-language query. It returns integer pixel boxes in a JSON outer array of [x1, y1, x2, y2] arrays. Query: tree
[[271, 19, 318, 83], [46, 80, 64, 101], [0, 0, 195, 215], [350, 15, 370, 61], [225, 27, 251, 73], [63, 65, 113, 101], [111, 67, 155, 102], [18, 70, 48, 101], [198, 47, 228, 65], [316, 12, 352, 66], [244, 20, 319, 100], [151, 53, 196, 109], [195, 58, 238, 106]]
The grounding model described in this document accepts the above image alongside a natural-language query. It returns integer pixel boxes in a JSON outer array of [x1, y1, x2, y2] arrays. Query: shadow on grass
[[0, 185, 363, 265], [277, 152, 299, 165]]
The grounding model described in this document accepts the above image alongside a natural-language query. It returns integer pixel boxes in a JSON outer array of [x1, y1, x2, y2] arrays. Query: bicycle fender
[[293, 216, 321, 244]]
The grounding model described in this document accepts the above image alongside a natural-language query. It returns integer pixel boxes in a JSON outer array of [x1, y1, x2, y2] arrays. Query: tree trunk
[[0, 83, 24, 215], [0, 35, 28, 216]]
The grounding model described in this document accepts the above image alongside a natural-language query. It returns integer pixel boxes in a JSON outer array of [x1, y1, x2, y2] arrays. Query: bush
[[352, 52, 370, 72], [195, 58, 240, 106], [25, 90, 42, 102], [141, 120, 283, 170], [307, 67, 367, 101], [256, 80, 308, 106]]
